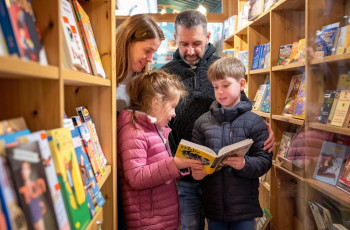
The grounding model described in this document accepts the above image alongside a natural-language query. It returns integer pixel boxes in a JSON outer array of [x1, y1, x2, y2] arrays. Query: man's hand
[[223, 156, 245, 170], [264, 121, 275, 153]]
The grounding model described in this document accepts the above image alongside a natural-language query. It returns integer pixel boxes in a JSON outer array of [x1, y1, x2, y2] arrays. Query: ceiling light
[[197, 4, 207, 15]]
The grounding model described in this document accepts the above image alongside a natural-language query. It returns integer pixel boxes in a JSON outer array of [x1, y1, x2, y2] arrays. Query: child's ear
[[239, 78, 246, 90]]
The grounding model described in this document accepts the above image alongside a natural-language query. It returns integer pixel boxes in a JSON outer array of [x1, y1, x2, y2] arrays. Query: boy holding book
[[191, 57, 273, 230]]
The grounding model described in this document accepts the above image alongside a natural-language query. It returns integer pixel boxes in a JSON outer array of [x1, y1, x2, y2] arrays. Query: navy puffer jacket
[[192, 95, 272, 222]]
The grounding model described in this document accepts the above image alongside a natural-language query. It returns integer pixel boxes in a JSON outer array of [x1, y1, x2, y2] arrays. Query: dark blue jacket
[[192, 95, 272, 222]]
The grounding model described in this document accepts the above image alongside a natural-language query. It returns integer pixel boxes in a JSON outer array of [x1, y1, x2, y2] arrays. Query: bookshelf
[[0, 0, 116, 229], [224, 0, 350, 229]]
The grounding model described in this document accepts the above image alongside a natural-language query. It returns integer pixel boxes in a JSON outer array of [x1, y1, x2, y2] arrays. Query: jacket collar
[[172, 43, 217, 67]]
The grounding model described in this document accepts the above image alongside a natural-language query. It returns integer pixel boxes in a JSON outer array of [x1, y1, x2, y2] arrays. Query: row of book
[[252, 75, 270, 112], [318, 73, 350, 128], [0, 106, 107, 230], [248, 0, 280, 21], [0, 0, 106, 78], [277, 38, 306, 66], [277, 130, 350, 194], [251, 42, 270, 70]]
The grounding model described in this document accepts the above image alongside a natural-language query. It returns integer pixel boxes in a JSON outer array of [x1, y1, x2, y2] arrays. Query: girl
[[117, 69, 203, 230]]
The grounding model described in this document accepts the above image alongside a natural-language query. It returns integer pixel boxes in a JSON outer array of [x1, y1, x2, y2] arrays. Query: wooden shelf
[[271, 115, 305, 126], [253, 111, 270, 118], [224, 34, 235, 43], [62, 69, 111, 86], [85, 207, 103, 230], [235, 24, 249, 36], [0, 56, 59, 80], [306, 178, 350, 208], [273, 162, 306, 182], [260, 180, 271, 191], [250, 67, 270, 75], [97, 165, 112, 189], [253, 10, 270, 26], [272, 62, 305, 72], [308, 122, 350, 136], [310, 53, 350, 65], [272, 0, 305, 11]]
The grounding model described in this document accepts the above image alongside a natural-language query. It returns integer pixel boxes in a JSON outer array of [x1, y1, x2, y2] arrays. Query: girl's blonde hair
[[127, 69, 187, 121], [208, 57, 246, 82], [116, 14, 165, 86]]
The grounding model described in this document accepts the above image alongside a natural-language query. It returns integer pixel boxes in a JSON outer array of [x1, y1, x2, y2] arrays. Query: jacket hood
[[172, 43, 217, 66], [210, 91, 252, 123]]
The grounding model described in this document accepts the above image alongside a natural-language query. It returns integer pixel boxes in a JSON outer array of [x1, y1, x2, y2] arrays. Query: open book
[[175, 139, 253, 174]]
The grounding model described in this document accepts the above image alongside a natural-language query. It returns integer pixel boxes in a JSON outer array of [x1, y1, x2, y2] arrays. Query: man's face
[[174, 25, 210, 66]]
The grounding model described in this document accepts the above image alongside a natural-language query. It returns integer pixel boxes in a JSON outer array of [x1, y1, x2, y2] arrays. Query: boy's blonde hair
[[208, 57, 246, 82], [127, 69, 187, 116]]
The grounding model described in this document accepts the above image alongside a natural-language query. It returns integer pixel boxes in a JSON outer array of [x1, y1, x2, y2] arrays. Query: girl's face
[[128, 38, 161, 73], [150, 93, 180, 128]]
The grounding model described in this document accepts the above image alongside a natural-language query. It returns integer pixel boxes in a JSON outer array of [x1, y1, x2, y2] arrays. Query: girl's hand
[[173, 156, 203, 170], [264, 122, 275, 153], [191, 168, 207, 180], [223, 156, 245, 170]]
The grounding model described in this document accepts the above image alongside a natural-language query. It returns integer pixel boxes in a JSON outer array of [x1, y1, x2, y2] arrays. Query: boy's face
[[211, 76, 245, 109]]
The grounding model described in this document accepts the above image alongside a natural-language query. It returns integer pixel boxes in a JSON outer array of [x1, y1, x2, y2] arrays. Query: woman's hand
[[264, 122, 275, 153], [173, 156, 203, 170]]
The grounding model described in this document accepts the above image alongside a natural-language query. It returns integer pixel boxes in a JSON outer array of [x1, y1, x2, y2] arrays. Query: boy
[[191, 57, 273, 230]]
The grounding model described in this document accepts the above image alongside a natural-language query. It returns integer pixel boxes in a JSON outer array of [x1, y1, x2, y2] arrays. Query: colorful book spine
[[251, 45, 261, 70]]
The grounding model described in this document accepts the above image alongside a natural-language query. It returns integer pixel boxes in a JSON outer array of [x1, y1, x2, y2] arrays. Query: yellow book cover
[[331, 90, 350, 127], [47, 128, 91, 230], [175, 139, 253, 175], [288, 41, 299, 64]]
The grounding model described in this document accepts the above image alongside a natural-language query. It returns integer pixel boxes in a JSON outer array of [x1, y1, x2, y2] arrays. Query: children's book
[[46, 128, 91, 230], [330, 90, 350, 127], [282, 74, 303, 116], [288, 41, 299, 64], [248, 0, 263, 21], [313, 141, 349, 186], [263, 0, 275, 12], [71, 0, 106, 78], [0, 198, 8, 230], [260, 80, 270, 113], [0, 117, 27, 135], [335, 25, 349, 55], [263, 42, 270, 68], [60, 0, 91, 74], [18, 131, 71, 230], [336, 73, 350, 91], [175, 138, 253, 175], [6, 141, 59, 230], [237, 50, 248, 71], [292, 74, 306, 119], [277, 44, 293, 65], [308, 200, 334, 230], [252, 83, 268, 111], [337, 153, 350, 194], [251, 44, 262, 70], [327, 91, 341, 124], [258, 43, 266, 69], [297, 38, 306, 62], [315, 22, 340, 58], [277, 131, 296, 158], [318, 90, 339, 124]]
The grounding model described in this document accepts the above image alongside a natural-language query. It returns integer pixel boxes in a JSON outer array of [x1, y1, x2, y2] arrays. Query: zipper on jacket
[[154, 124, 171, 157]]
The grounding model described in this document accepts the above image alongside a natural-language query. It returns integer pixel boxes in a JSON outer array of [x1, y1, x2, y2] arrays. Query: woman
[[116, 14, 165, 112]]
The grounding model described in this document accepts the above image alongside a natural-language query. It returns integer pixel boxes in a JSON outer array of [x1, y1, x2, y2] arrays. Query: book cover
[[257, 43, 266, 69], [292, 73, 306, 119], [337, 153, 350, 194], [260, 81, 270, 113], [263, 42, 270, 68], [252, 83, 268, 111], [342, 107, 350, 127], [6, 141, 59, 230], [327, 91, 341, 124], [0, 117, 27, 135], [71, 0, 106, 78], [288, 41, 299, 64], [175, 138, 253, 175], [0, 26, 8, 56], [255, 208, 272, 230], [0, 0, 20, 56], [318, 90, 338, 124], [251, 45, 261, 70], [277, 44, 293, 65], [297, 38, 306, 62], [330, 90, 350, 127], [263, 0, 275, 12], [70, 127, 105, 218], [277, 131, 295, 158], [0, 153, 27, 230], [18, 131, 71, 230], [237, 50, 248, 71], [313, 141, 349, 186], [336, 73, 350, 90], [227, 15, 237, 37], [60, 0, 91, 74], [335, 25, 349, 55], [1, 0, 47, 63], [46, 128, 91, 230], [282, 74, 303, 116], [315, 22, 340, 57], [248, 0, 263, 21], [0, 198, 8, 230], [308, 200, 333, 230]]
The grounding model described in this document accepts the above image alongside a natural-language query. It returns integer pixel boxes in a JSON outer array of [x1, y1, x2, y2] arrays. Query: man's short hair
[[175, 9, 207, 34]]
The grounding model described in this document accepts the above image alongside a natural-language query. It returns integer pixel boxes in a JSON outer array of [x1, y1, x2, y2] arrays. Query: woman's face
[[128, 38, 161, 73]]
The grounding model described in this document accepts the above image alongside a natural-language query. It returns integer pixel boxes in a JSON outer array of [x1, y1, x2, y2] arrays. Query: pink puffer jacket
[[117, 110, 181, 230]]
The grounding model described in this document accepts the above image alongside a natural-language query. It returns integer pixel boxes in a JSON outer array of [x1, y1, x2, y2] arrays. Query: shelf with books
[[97, 164, 111, 189], [307, 178, 350, 208], [271, 115, 305, 126], [250, 67, 270, 75], [272, 62, 305, 72], [62, 69, 111, 86], [0, 57, 59, 79], [253, 110, 270, 118], [310, 53, 350, 65], [274, 161, 306, 182], [308, 122, 350, 136]]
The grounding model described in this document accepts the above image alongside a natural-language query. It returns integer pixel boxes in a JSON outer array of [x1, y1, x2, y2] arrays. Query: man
[[162, 10, 274, 230]]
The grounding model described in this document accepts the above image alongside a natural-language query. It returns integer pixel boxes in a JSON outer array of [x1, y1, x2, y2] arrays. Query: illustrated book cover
[[315, 22, 340, 57], [319, 90, 339, 124], [47, 128, 91, 230], [175, 138, 253, 175], [313, 141, 349, 186], [252, 83, 268, 111], [277, 44, 293, 65], [292, 73, 306, 119], [336, 152, 350, 194], [330, 90, 350, 127]]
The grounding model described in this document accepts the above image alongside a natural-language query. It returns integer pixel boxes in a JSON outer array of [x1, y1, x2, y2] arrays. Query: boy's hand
[[191, 168, 207, 180], [173, 156, 203, 170], [264, 121, 275, 153], [223, 156, 245, 170]]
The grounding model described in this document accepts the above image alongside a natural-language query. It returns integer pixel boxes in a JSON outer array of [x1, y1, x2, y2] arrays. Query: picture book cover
[[0, 0, 20, 56], [337, 153, 350, 194], [327, 91, 341, 124], [288, 41, 299, 64], [237, 50, 248, 71], [292, 73, 306, 119], [71, 0, 106, 78], [0, 152, 27, 230], [70, 127, 105, 218], [2, 0, 47, 63], [0, 198, 8, 230], [0, 117, 28, 135], [257, 43, 266, 69], [6, 141, 59, 230], [46, 128, 91, 230], [263, 42, 270, 68], [248, 0, 263, 21], [336, 73, 350, 91], [260, 81, 271, 113], [330, 90, 350, 127], [318, 90, 339, 124], [277, 44, 293, 65], [252, 83, 268, 111], [335, 25, 349, 55], [277, 131, 295, 158], [313, 141, 349, 186], [60, 0, 91, 74], [175, 139, 253, 175], [308, 200, 333, 230], [18, 131, 71, 230], [315, 22, 340, 57], [251, 45, 262, 70]]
